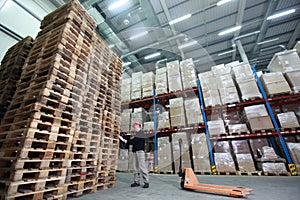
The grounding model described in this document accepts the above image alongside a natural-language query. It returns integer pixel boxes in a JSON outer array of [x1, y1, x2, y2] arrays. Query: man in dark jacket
[[124, 121, 149, 188]]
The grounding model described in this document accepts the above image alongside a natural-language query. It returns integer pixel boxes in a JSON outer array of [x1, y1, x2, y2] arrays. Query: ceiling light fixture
[[129, 31, 148, 40], [145, 52, 161, 60], [123, 61, 131, 66], [169, 14, 192, 25], [267, 9, 296, 20], [178, 41, 198, 49], [218, 49, 236, 56], [217, 0, 233, 6], [218, 25, 242, 36], [257, 38, 279, 45], [108, 0, 129, 11], [108, 44, 115, 48]]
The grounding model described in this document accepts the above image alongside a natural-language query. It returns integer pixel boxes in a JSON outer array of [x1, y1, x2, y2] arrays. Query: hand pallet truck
[[178, 138, 252, 198]]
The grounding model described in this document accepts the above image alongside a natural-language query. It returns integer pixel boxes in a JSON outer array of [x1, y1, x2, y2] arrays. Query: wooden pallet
[[228, 131, 250, 136], [236, 171, 261, 176], [217, 171, 238, 175], [262, 172, 291, 176]]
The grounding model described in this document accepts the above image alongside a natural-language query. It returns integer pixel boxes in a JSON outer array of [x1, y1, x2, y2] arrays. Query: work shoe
[[131, 183, 140, 187], [143, 183, 149, 188]]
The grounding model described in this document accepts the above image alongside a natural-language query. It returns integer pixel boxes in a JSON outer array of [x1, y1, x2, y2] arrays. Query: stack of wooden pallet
[[0, 0, 122, 199], [0, 36, 33, 121]]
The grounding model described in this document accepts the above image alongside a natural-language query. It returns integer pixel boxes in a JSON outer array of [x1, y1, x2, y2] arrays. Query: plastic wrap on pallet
[[213, 141, 230, 153], [216, 74, 235, 88], [121, 78, 131, 102], [286, 143, 300, 171], [211, 64, 231, 76], [157, 111, 170, 130], [131, 72, 143, 100], [169, 97, 186, 127], [284, 69, 300, 93], [261, 72, 292, 96], [261, 146, 278, 160], [218, 86, 240, 104], [191, 134, 210, 172], [142, 72, 155, 98], [244, 104, 269, 119], [237, 78, 262, 100], [236, 154, 256, 172], [121, 109, 131, 132], [180, 58, 197, 90], [156, 67, 168, 95], [277, 112, 300, 128], [184, 98, 203, 125], [225, 61, 240, 68], [198, 71, 218, 91], [248, 116, 274, 132], [172, 132, 191, 172], [143, 121, 155, 131], [158, 137, 172, 173], [223, 111, 241, 126], [231, 140, 251, 154], [117, 149, 129, 171], [214, 153, 236, 172], [167, 60, 182, 92], [228, 124, 248, 134], [294, 41, 300, 57], [249, 138, 269, 159], [207, 120, 226, 136], [202, 89, 222, 107], [231, 62, 254, 82], [262, 163, 288, 173], [267, 49, 300, 73]]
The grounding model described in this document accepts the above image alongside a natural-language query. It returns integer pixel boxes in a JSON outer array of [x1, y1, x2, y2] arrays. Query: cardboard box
[[121, 110, 131, 132], [213, 141, 230, 153], [143, 121, 154, 131], [131, 72, 143, 100], [218, 86, 240, 104], [267, 49, 300, 72], [228, 124, 248, 134], [157, 111, 170, 129], [142, 72, 155, 98], [248, 116, 274, 132], [118, 149, 129, 171], [237, 79, 262, 100], [172, 132, 191, 172], [121, 78, 131, 102], [180, 58, 197, 90], [214, 153, 236, 172], [207, 120, 226, 136], [244, 104, 269, 119], [284, 69, 300, 92], [231, 62, 254, 82], [198, 71, 218, 91], [236, 154, 256, 172], [249, 138, 269, 159], [158, 137, 172, 173], [277, 112, 300, 128], [261, 146, 278, 160], [211, 64, 231, 76], [156, 67, 168, 95], [169, 98, 186, 127], [184, 98, 203, 125], [167, 60, 182, 92], [231, 140, 251, 154], [262, 162, 287, 173], [191, 133, 209, 155], [202, 90, 222, 107], [294, 41, 300, 57], [286, 143, 300, 172]]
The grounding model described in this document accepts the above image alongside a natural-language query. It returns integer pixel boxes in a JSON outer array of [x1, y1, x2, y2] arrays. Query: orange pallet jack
[[178, 138, 252, 198]]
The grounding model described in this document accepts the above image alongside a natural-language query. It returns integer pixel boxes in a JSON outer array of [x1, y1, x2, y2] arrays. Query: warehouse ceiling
[[2, 0, 300, 77]]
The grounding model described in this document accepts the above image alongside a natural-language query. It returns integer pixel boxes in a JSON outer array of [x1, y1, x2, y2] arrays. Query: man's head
[[133, 121, 141, 132]]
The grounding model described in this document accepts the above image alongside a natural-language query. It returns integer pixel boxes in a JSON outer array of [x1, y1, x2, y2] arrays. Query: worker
[[123, 121, 149, 188]]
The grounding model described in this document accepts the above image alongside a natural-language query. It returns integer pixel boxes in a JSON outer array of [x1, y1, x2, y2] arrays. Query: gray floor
[[74, 173, 300, 200]]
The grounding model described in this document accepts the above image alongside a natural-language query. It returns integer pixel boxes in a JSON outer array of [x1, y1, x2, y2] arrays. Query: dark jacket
[[127, 130, 146, 152]]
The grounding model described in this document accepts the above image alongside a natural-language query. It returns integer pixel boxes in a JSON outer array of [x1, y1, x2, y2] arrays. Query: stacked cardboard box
[[285, 69, 300, 93], [157, 137, 172, 173], [244, 104, 274, 132], [117, 149, 129, 171], [172, 132, 191, 173], [294, 41, 300, 56], [207, 120, 226, 136], [261, 163, 288, 174], [130, 107, 147, 131], [143, 121, 155, 131], [146, 152, 154, 172], [131, 72, 143, 100], [261, 72, 291, 96], [214, 153, 236, 172], [286, 143, 300, 172], [228, 124, 248, 134], [184, 98, 203, 125], [249, 138, 269, 159], [267, 49, 300, 73], [198, 71, 221, 107], [120, 109, 131, 132], [277, 112, 300, 128], [155, 67, 168, 95], [169, 97, 186, 127], [214, 141, 231, 153], [231, 62, 262, 101], [231, 140, 256, 172], [191, 133, 211, 173], [142, 72, 155, 98], [121, 78, 131, 102], [157, 111, 170, 130], [180, 58, 197, 90], [167, 60, 182, 92]]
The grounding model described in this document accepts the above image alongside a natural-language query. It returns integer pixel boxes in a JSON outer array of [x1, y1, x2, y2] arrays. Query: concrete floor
[[74, 173, 300, 200]]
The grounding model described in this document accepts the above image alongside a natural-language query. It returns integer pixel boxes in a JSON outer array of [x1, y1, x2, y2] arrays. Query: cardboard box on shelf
[[214, 153, 236, 172], [180, 58, 197, 90], [231, 140, 251, 154], [237, 79, 262, 101], [118, 149, 129, 171], [247, 116, 274, 132], [158, 137, 172, 173], [244, 104, 269, 119], [121, 109, 131, 132], [249, 138, 269, 159], [231, 62, 254, 82], [294, 41, 300, 57], [143, 121, 155, 131], [131, 72, 143, 100], [267, 49, 300, 72], [202, 89, 222, 107], [121, 78, 131, 102], [261, 146, 278, 160], [157, 111, 170, 129], [286, 143, 300, 172], [172, 132, 191, 172], [284, 69, 300, 93], [207, 120, 226, 136], [184, 98, 203, 125], [236, 154, 256, 172], [142, 72, 155, 98], [277, 112, 300, 129], [156, 67, 168, 95], [261, 162, 288, 173], [213, 141, 230, 153], [228, 124, 249, 134], [211, 64, 231, 76]]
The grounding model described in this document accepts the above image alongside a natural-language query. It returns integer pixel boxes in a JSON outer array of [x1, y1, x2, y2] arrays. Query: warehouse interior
[[1, 0, 300, 200]]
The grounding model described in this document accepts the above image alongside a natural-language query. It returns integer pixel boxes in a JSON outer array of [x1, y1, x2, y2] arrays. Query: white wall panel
[[0, 30, 18, 62]]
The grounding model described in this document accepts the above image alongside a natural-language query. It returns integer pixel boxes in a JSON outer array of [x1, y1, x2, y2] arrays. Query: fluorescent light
[[257, 38, 279, 45], [145, 52, 160, 60], [108, 44, 115, 48], [129, 31, 148, 40], [267, 9, 296, 20], [218, 49, 236, 56], [123, 62, 131, 66], [169, 14, 192, 25], [218, 25, 242, 36], [108, 0, 129, 11], [217, 0, 233, 6], [178, 41, 198, 49]]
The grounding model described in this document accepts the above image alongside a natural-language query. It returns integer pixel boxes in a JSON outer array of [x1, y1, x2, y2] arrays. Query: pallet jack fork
[[178, 138, 252, 198]]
